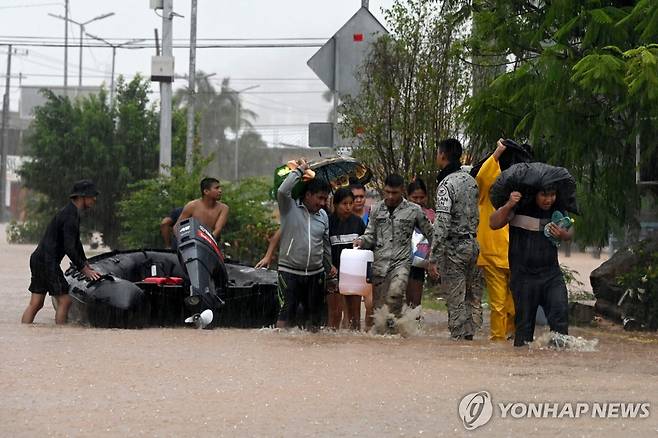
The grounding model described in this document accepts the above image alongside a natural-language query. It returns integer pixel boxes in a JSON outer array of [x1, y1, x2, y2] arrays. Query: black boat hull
[[64, 249, 279, 329]]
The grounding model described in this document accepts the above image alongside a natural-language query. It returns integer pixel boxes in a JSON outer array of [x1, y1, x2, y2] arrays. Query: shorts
[[277, 271, 325, 326], [28, 253, 69, 296], [409, 266, 426, 282]]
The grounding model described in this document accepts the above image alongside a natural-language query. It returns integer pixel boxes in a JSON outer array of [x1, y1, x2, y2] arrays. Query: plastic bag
[[410, 230, 430, 268], [489, 162, 578, 213]]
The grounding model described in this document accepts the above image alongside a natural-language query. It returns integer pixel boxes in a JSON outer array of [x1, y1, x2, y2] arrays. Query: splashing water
[[532, 331, 599, 352], [256, 309, 424, 338], [371, 304, 422, 338]]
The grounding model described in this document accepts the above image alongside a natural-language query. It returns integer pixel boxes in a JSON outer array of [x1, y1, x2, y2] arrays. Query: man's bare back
[[176, 180, 229, 240]]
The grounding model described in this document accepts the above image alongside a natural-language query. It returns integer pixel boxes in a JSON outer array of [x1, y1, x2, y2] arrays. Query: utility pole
[[77, 23, 82, 87], [333, 35, 339, 150], [64, 0, 69, 92], [159, 0, 174, 176], [185, 0, 198, 174], [0, 45, 12, 221], [235, 98, 240, 181], [233, 85, 259, 181], [110, 47, 116, 104]]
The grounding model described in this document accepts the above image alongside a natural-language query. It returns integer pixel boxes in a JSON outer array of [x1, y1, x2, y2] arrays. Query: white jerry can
[[338, 248, 374, 296]]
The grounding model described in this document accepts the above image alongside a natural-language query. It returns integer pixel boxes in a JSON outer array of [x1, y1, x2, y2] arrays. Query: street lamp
[[85, 32, 145, 105], [233, 85, 259, 181], [48, 11, 115, 88]]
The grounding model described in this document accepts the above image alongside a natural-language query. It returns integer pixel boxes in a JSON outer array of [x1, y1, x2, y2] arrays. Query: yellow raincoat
[[476, 154, 515, 340]]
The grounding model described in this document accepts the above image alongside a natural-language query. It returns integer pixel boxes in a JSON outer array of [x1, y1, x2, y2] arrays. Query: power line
[[0, 34, 327, 42], [240, 99, 328, 116], [242, 100, 328, 116], [252, 123, 317, 128], [196, 90, 326, 95], [1, 73, 325, 85], [20, 53, 109, 75], [214, 77, 320, 81], [0, 40, 323, 49], [3, 77, 328, 96], [0, 3, 63, 9], [242, 93, 330, 113]]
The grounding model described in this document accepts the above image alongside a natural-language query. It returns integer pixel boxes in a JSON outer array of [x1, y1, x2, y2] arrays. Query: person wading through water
[[22, 180, 102, 324]]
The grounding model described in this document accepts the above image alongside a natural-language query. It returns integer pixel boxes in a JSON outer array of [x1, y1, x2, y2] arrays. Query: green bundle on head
[[270, 163, 306, 200]]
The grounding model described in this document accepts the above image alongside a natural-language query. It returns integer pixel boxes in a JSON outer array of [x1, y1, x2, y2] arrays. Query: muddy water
[[1, 236, 658, 436]]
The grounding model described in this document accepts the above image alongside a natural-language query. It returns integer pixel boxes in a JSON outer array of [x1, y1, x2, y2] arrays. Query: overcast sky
[[1, 0, 395, 146]]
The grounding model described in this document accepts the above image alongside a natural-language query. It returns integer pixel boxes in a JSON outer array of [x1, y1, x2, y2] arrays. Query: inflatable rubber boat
[[64, 218, 279, 329]]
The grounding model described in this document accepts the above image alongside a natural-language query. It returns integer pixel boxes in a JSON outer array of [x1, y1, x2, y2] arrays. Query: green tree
[[174, 73, 259, 180], [18, 75, 170, 248], [461, 0, 658, 246], [340, 0, 470, 194], [171, 106, 192, 167]]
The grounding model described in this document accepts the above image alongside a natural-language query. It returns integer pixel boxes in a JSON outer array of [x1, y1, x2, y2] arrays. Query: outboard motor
[[176, 217, 227, 327]]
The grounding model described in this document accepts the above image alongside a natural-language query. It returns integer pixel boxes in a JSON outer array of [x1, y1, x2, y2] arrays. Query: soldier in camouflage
[[354, 174, 433, 328], [428, 139, 483, 340]]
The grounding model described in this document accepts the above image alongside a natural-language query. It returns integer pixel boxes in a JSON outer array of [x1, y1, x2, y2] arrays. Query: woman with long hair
[[327, 187, 366, 329], [406, 177, 435, 307]]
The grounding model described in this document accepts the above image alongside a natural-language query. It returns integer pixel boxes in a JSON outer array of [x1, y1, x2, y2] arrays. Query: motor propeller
[[184, 309, 214, 329]]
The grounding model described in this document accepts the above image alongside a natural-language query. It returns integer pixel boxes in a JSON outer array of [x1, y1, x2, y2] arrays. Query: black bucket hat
[[69, 179, 100, 198]]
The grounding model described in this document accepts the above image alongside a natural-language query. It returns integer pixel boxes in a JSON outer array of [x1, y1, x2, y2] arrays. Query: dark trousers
[[277, 271, 325, 329], [510, 268, 568, 346]]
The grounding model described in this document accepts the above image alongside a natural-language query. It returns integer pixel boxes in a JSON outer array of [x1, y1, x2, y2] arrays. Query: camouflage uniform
[[359, 199, 433, 317], [430, 170, 483, 339]]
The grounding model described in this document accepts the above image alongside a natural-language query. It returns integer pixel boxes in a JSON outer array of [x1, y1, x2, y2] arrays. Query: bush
[[5, 192, 57, 244], [221, 177, 278, 265], [6, 220, 44, 244], [117, 165, 202, 249], [117, 166, 277, 265], [617, 243, 658, 329]]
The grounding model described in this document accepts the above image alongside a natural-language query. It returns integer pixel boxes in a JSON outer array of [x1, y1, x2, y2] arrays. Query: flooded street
[[1, 234, 657, 437]]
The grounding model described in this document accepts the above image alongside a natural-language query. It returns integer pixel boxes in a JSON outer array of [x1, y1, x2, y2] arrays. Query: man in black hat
[[21, 179, 102, 324]]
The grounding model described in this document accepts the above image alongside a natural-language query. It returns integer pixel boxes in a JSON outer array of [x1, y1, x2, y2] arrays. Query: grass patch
[[422, 282, 447, 311], [421, 295, 447, 311], [420, 280, 490, 312]]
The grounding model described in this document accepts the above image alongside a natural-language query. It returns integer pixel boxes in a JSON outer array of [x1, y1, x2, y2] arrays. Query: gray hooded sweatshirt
[[277, 169, 331, 276]]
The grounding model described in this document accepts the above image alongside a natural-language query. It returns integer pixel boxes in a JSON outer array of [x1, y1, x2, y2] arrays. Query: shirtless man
[[176, 177, 229, 241]]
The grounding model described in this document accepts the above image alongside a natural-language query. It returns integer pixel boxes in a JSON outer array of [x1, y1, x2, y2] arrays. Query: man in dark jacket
[[21, 180, 102, 324]]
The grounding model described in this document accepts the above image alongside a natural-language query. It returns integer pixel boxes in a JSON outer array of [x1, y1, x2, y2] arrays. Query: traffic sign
[[309, 122, 333, 148], [307, 7, 388, 97]]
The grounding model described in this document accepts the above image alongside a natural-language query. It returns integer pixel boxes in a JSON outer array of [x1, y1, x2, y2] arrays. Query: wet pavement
[[1, 228, 657, 437]]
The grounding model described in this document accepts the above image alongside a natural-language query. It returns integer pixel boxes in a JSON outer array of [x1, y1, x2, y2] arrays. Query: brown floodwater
[[1, 232, 657, 437]]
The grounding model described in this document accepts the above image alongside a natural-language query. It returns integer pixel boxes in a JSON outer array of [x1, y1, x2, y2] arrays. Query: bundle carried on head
[[270, 156, 373, 200], [470, 138, 534, 178], [489, 162, 579, 214], [286, 160, 316, 181]]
